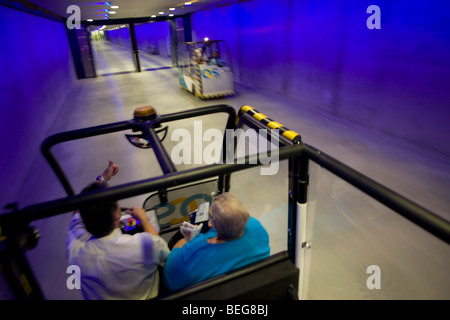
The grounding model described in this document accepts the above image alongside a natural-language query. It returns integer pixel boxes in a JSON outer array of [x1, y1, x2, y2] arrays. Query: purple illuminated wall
[[105, 26, 132, 48], [105, 22, 170, 57], [0, 5, 76, 208], [135, 21, 170, 57], [191, 0, 450, 158]]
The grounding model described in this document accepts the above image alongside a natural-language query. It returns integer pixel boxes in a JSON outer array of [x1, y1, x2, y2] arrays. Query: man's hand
[[180, 222, 203, 241], [126, 206, 148, 222], [101, 160, 119, 181], [126, 207, 159, 236]]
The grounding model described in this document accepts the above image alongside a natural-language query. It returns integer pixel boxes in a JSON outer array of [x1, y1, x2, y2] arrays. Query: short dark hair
[[79, 182, 118, 238]]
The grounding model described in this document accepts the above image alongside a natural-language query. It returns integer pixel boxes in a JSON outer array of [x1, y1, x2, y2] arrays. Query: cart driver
[[195, 48, 209, 64], [208, 51, 227, 67]]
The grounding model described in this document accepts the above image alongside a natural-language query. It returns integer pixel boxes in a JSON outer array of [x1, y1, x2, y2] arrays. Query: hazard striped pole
[[237, 105, 309, 299], [237, 105, 302, 143]]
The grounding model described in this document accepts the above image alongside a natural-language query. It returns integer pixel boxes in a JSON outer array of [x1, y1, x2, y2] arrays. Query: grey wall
[[190, 0, 450, 159], [0, 5, 77, 209]]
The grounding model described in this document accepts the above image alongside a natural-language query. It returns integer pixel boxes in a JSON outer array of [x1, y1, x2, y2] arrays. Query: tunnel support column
[[129, 23, 141, 73]]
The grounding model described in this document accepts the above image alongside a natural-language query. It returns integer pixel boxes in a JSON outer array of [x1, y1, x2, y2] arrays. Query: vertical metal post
[[182, 14, 193, 42], [1, 223, 44, 300], [288, 156, 300, 262], [222, 111, 237, 192], [129, 23, 141, 72], [83, 24, 97, 78], [2, 249, 45, 300], [296, 153, 310, 300], [66, 27, 85, 79], [41, 148, 75, 196], [168, 19, 178, 67], [288, 147, 310, 299], [142, 126, 177, 175]]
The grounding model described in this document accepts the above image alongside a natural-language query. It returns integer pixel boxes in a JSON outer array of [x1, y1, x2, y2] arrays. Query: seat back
[[157, 251, 299, 300]]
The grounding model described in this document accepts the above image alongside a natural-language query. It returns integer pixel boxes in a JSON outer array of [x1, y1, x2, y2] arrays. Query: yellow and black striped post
[[237, 105, 302, 144], [237, 105, 306, 289], [195, 64, 204, 99]]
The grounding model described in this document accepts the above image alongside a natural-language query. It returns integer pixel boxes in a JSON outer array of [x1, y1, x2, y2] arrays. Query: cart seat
[[155, 251, 299, 300]]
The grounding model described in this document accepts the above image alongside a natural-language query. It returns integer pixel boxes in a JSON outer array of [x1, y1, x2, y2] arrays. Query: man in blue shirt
[[163, 193, 270, 292], [208, 51, 227, 67]]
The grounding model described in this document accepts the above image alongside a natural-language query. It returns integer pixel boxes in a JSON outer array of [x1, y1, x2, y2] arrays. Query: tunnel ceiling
[[29, 0, 235, 21]]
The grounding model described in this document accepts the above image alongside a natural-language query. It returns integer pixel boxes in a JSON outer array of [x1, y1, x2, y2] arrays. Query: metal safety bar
[[40, 104, 236, 197], [41, 121, 133, 196], [302, 144, 450, 245], [0, 145, 303, 225], [35, 105, 450, 245]]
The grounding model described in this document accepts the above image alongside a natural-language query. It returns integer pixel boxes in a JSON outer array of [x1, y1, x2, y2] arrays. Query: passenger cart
[[178, 40, 234, 99], [0, 104, 448, 300]]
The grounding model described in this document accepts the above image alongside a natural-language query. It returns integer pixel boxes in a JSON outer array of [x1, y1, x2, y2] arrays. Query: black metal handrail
[[303, 144, 450, 245], [0, 144, 303, 224], [40, 104, 237, 197], [2, 142, 449, 244]]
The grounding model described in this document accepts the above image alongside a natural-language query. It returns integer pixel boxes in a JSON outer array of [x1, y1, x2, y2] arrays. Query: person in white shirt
[[66, 161, 170, 300]]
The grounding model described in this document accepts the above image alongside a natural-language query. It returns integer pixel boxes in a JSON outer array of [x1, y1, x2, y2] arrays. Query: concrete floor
[[14, 41, 450, 300]]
